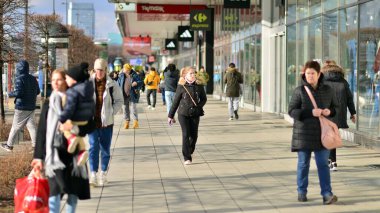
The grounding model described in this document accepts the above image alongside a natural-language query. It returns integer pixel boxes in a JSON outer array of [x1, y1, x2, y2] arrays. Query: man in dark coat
[[1, 60, 40, 152], [224, 63, 243, 120]]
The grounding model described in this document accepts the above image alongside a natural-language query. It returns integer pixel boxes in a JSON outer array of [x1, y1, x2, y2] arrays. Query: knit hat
[[66, 64, 87, 83], [124, 63, 133, 71], [94, 58, 107, 71]]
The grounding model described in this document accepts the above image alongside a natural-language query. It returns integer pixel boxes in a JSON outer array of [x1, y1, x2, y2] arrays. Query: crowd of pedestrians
[[1, 57, 354, 211]]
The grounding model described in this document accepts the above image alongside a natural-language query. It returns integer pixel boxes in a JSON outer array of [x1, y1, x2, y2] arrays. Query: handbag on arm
[[183, 85, 204, 117], [304, 86, 342, 150]]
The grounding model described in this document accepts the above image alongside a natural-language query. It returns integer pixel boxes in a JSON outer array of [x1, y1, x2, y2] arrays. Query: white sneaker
[[147, 105, 151, 109], [89, 172, 97, 187], [229, 117, 234, 121], [98, 171, 108, 186], [184, 160, 192, 165], [151, 107, 155, 110]]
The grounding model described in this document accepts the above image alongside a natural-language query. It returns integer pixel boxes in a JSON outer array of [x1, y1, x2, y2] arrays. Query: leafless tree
[[29, 14, 60, 99], [0, 0, 27, 122], [67, 25, 100, 69]]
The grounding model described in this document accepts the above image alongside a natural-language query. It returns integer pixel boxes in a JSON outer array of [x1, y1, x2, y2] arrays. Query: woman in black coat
[[31, 69, 91, 213], [288, 60, 339, 205], [168, 66, 207, 165], [322, 60, 356, 171]]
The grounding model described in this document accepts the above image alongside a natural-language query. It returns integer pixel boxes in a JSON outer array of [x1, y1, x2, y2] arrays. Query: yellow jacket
[[144, 71, 160, 89]]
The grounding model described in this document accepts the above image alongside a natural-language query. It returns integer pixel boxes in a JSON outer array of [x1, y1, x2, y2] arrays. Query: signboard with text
[[123, 36, 152, 56], [136, 4, 206, 21], [221, 9, 240, 31], [223, 0, 251, 9], [190, 9, 212, 31]]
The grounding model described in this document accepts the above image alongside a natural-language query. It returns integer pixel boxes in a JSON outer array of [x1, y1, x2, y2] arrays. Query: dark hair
[[168, 64, 176, 71], [150, 67, 156, 71], [304, 60, 321, 73], [229, 63, 235, 68]]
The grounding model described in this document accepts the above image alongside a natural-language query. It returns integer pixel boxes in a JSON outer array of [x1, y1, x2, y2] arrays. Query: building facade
[[68, 2, 95, 39]]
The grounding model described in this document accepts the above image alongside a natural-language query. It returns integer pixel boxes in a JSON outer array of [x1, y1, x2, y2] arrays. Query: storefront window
[[297, 20, 308, 74], [297, 0, 308, 20], [323, 0, 338, 11], [310, 0, 321, 16], [340, 0, 356, 6], [323, 11, 338, 61], [309, 17, 322, 61], [255, 34, 262, 106], [287, 0, 296, 24], [339, 6, 357, 129], [358, 1, 380, 135], [287, 24, 297, 109]]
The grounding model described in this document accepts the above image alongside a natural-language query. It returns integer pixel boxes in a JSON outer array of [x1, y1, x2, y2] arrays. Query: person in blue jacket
[[1, 60, 40, 152], [117, 63, 143, 129]]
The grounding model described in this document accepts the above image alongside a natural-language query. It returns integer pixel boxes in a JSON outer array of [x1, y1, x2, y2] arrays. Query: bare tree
[[0, 0, 27, 122], [29, 14, 60, 98], [67, 25, 100, 69]]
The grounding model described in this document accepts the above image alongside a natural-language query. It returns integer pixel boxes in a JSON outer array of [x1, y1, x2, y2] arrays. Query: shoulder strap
[[109, 86, 114, 104], [183, 85, 197, 106], [304, 86, 318, 109]]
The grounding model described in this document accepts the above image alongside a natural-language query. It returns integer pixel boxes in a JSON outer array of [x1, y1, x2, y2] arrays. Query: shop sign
[[137, 4, 206, 14], [123, 36, 152, 56], [221, 9, 240, 31], [178, 26, 194, 42], [165, 39, 177, 50], [190, 9, 212, 31], [223, 0, 250, 9]]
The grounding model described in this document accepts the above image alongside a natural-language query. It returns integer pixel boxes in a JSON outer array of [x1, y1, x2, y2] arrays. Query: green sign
[[190, 9, 212, 31], [221, 9, 239, 31]]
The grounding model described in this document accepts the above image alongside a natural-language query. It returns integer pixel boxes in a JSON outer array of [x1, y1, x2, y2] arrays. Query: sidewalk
[[72, 96, 380, 213]]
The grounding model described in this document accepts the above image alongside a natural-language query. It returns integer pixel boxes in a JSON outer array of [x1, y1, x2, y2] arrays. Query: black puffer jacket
[[288, 74, 338, 152], [322, 65, 356, 128], [168, 78, 207, 118]]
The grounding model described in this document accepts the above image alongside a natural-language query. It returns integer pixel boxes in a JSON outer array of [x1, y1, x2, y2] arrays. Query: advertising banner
[[123, 36, 152, 56]]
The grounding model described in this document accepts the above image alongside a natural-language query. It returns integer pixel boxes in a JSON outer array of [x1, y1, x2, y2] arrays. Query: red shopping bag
[[14, 174, 49, 213]]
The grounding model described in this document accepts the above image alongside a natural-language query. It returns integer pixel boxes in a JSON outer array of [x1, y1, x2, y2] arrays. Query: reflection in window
[[287, 0, 296, 24], [287, 24, 297, 110], [323, 11, 338, 61], [297, 20, 308, 75], [297, 0, 308, 20], [323, 0, 338, 11], [339, 6, 357, 129], [358, 1, 380, 135], [310, 0, 321, 16], [309, 17, 322, 61], [340, 0, 356, 6]]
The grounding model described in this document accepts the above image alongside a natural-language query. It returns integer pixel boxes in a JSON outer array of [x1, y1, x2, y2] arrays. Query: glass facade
[[286, 0, 380, 136], [213, 0, 262, 107]]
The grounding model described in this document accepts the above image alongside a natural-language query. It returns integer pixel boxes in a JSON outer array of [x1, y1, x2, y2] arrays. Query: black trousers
[[146, 89, 157, 107], [329, 148, 336, 162], [178, 114, 200, 161]]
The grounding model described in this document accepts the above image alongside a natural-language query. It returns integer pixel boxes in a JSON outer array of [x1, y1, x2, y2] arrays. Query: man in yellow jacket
[[144, 67, 160, 110]]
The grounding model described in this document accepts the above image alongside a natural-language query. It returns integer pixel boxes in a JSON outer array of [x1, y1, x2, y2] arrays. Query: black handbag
[[183, 85, 204, 117], [53, 131, 66, 151]]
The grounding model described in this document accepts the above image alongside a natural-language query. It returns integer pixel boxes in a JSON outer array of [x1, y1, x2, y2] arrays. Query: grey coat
[[288, 74, 339, 152]]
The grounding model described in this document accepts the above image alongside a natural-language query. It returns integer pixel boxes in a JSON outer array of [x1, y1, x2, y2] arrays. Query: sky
[[29, 0, 119, 39]]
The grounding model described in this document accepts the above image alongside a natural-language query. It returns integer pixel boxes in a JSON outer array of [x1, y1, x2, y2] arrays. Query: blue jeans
[[165, 91, 176, 113], [297, 149, 333, 197], [49, 194, 77, 213], [88, 126, 113, 172]]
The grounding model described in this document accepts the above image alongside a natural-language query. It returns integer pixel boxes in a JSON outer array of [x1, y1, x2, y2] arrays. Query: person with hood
[[168, 66, 207, 165], [144, 67, 160, 110], [88, 58, 123, 186], [164, 64, 180, 114], [1, 60, 40, 152], [288, 60, 339, 205], [224, 63, 243, 120], [196, 66, 209, 93], [59, 63, 95, 166], [117, 63, 143, 129], [321, 60, 356, 171]]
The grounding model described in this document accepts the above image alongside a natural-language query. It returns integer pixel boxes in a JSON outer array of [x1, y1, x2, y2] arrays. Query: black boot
[[234, 110, 239, 119]]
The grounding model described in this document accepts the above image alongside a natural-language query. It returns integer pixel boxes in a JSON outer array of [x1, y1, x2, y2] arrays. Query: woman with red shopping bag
[[31, 67, 93, 213]]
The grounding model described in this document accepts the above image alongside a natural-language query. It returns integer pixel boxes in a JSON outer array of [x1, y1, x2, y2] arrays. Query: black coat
[[323, 70, 356, 128], [34, 100, 91, 199], [168, 81, 207, 118], [288, 75, 338, 152]]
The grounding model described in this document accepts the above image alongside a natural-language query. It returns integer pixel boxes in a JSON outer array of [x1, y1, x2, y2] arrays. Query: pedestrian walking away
[[196, 65, 210, 93], [164, 63, 180, 114], [321, 60, 356, 171], [89, 58, 123, 187], [168, 66, 207, 165], [31, 69, 93, 213], [1, 60, 40, 152], [288, 60, 339, 205], [224, 63, 243, 121], [117, 63, 143, 129]]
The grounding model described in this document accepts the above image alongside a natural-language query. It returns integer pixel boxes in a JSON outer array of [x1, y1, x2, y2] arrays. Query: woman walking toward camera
[[168, 67, 207, 165], [288, 60, 339, 205]]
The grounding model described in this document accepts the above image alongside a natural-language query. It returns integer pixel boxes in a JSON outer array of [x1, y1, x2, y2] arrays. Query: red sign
[[123, 36, 152, 56], [137, 4, 206, 14]]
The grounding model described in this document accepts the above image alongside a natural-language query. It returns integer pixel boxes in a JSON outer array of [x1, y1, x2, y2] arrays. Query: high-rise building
[[68, 2, 95, 38]]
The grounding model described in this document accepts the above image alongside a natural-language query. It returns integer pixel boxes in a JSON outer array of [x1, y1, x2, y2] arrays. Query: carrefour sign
[[190, 9, 212, 31]]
